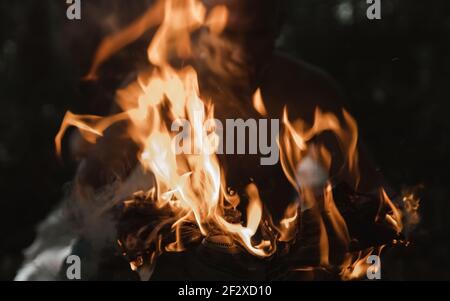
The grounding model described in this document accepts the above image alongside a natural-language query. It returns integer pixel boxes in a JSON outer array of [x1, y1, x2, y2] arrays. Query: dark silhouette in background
[[0, 0, 449, 280]]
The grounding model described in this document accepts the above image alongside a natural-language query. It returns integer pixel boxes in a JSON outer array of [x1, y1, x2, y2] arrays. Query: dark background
[[1, 0, 449, 280]]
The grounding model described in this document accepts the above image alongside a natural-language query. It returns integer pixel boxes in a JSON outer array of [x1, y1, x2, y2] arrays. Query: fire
[[340, 246, 384, 281], [55, 111, 129, 156], [55, 0, 417, 280], [323, 183, 350, 248], [378, 188, 403, 235], [278, 202, 299, 242], [58, 0, 272, 261], [401, 188, 421, 235], [253, 88, 268, 117], [86, 0, 166, 80]]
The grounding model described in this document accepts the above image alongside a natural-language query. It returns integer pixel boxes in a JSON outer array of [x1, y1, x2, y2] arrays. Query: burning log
[[69, 178, 402, 281]]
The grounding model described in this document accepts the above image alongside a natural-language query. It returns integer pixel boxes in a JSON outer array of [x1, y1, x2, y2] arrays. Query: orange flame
[[86, 0, 166, 80], [55, 111, 128, 156], [340, 246, 384, 280], [58, 0, 271, 260], [324, 183, 350, 248], [252, 88, 268, 117], [278, 202, 299, 242], [376, 188, 403, 235], [279, 107, 359, 190]]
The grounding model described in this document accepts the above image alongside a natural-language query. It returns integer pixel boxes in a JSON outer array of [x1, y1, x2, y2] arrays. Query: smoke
[[14, 206, 75, 281], [15, 163, 155, 281]]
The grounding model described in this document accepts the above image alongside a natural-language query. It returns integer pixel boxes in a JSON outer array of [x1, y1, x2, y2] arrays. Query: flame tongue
[[88, 0, 271, 260]]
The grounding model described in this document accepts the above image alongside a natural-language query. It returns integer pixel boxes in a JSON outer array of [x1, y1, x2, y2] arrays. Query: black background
[[0, 0, 449, 280]]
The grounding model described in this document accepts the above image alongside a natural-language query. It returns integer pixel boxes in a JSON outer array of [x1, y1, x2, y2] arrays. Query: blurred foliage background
[[0, 0, 449, 280]]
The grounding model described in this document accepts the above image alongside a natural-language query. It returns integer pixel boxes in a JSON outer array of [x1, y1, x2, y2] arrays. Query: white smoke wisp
[[15, 164, 155, 281]]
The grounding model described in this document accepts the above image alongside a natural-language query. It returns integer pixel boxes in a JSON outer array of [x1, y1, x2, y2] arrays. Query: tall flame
[[57, 0, 272, 261]]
